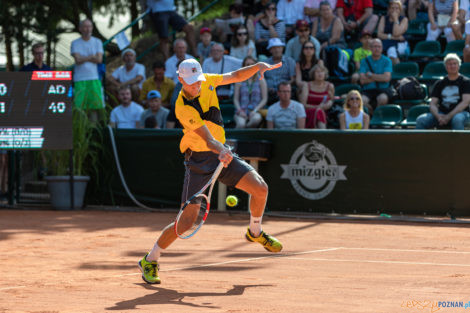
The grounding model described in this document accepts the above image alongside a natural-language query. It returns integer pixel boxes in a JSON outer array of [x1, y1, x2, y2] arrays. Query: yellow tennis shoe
[[138, 254, 161, 284], [245, 227, 283, 252]]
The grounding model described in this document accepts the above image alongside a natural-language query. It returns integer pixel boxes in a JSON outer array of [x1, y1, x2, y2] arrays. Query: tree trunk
[[130, 0, 140, 39], [3, 27, 14, 71]]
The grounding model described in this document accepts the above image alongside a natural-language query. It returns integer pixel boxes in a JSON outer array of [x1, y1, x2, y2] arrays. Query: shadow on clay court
[[105, 283, 273, 310]]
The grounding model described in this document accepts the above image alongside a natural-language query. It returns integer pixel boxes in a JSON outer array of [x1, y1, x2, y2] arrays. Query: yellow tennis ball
[[226, 195, 238, 207]]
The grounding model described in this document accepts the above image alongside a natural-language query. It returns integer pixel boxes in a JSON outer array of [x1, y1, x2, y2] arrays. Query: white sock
[[249, 216, 262, 237], [147, 242, 164, 262]]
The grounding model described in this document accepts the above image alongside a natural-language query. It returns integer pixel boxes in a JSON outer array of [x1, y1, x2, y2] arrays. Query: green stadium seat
[[406, 20, 427, 37], [409, 41, 441, 59], [369, 104, 403, 128], [460, 62, 470, 77], [419, 61, 446, 84], [441, 40, 465, 57], [220, 103, 235, 127], [392, 62, 419, 81], [400, 104, 430, 128]]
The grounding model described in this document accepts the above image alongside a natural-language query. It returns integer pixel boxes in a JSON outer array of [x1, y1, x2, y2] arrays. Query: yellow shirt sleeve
[[205, 73, 224, 88]]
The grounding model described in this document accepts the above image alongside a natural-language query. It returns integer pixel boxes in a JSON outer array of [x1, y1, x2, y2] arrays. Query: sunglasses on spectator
[[349, 97, 360, 101], [268, 7, 276, 10], [303, 46, 315, 49], [298, 28, 310, 32], [237, 32, 248, 36]]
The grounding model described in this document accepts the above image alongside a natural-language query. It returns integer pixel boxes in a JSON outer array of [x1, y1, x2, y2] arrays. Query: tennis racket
[[174, 162, 224, 239]]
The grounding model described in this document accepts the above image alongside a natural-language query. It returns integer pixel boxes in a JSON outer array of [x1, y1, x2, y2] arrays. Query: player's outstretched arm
[[220, 62, 282, 86]]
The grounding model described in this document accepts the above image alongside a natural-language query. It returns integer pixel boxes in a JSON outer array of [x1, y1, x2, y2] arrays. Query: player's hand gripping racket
[[174, 162, 224, 239]]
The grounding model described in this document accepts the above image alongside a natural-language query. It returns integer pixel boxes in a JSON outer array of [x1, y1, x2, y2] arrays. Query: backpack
[[322, 46, 350, 79], [395, 76, 425, 100]]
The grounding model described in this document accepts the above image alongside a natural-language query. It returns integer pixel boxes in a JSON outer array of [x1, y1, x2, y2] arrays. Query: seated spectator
[[303, 64, 334, 128], [263, 38, 297, 104], [304, 0, 338, 23], [140, 90, 169, 129], [416, 53, 470, 130], [249, 0, 271, 23], [109, 86, 144, 129], [339, 90, 370, 129], [108, 48, 146, 104], [426, 0, 459, 43], [140, 61, 175, 108], [197, 27, 216, 64], [146, 0, 196, 60], [233, 56, 268, 128], [164, 39, 194, 84], [230, 25, 257, 60], [377, 0, 409, 65], [214, 4, 254, 50], [336, 0, 379, 37], [276, 0, 306, 40], [464, 21, 470, 62], [267, 82, 306, 129], [255, 2, 286, 56], [296, 41, 323, 102], [359, 39, 393, 114], [454, 0, 469, 39], [312, 1, 347, 51], [202, 43, 242, 98], [20, 43, 53, 71], [352, 30, 372, 84], [285, 20, 321, 62], [408, 0, 429, 21]]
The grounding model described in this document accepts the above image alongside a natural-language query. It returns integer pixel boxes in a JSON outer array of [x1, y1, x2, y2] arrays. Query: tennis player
[[138, 58, 283, 284]]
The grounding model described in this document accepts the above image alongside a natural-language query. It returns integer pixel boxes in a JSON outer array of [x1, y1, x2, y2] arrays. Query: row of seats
[[370, 104, 429, 128], [409, 40, 464, 59]]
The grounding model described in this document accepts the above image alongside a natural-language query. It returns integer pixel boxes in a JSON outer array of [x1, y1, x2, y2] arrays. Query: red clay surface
[[1, 209, 470, 313]]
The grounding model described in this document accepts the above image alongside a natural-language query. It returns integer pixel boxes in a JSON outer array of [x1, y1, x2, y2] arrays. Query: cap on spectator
[[267, 38, 285, 50], [200, 27, 211, 35], [121, 48, 136, 58], [361, 30, 372, 38], [147, 90, 161, 99], [296, 20, 309, 30], [177, 59, 206, 85]]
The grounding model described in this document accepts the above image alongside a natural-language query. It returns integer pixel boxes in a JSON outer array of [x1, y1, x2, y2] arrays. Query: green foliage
[[192, 0, 232, 21]]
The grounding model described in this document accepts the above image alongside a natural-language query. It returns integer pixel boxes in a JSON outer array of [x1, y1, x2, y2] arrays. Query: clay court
[[1, 208, 470, 313]]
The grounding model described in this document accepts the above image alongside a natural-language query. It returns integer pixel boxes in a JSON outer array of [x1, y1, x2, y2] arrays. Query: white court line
[[0, 286, 26, 291], [284, 257, 470, 267], [342, 247, 470, 254]]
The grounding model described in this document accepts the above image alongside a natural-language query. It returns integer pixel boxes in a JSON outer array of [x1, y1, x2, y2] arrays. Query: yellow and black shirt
[[175, 74, 225, 153]]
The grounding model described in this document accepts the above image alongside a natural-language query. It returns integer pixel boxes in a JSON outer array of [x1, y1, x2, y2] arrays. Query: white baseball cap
[[267, 38, 285, 50], [177, 59, 206, 85]]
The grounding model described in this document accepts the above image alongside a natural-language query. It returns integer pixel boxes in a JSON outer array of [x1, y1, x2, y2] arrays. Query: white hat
[[121, 48, 136, 58], [267, 38, 285, 50], [177, 59, 206, 85]]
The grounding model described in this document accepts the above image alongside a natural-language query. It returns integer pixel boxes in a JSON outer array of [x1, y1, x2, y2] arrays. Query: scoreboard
[[0, 71, 73, 150]]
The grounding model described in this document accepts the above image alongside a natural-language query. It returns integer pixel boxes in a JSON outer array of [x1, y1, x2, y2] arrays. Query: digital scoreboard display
[[0, 71, 73, 150]]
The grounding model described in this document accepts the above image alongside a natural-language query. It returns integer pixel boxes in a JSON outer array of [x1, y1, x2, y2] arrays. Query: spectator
[[197, 27, 216, 64], [408, 0, 429, 21], [20, 43, 52, 71], [285, 20, 321, 62], [140, 90, 170, 129], [108, 48, 146, 104], [377, 0, 409, 65], [202, 43, 243, 98], [267, 82, 306, 129], [214, 3, 254, 50], [303, 63, 334, 128], [109, 86, 144, 129], [164, 39, 194, 84], [351, 30, 372, 84], [336, 0, 379, 36], [233, 56, 268, 128], [146, 0, 197, 60], [140, 61, 175, 108], [339, 90, 370, 129], [230, 25, 257, 60], [455, 0, 469, 39], [426, 0, 459, 43], [416, 53, 470, 130], [464, 21, 470, 62], [304, 0, 338, 23], [249, 0, 271, 23], [296, 41, 323, 102], [166, 60, 184, 129], [254, 2, 286, 55], [359, 39, 393, 114], [263, 38, 297, 104], [312, 1, 347, 51], [70, 19, 104, 118], [144, 115, 158, 129], [276, 0, 306, 40]]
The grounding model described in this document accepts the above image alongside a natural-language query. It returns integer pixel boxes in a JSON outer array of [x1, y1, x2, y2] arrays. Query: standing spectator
[[339, 90, 370, 129], [304, 0, 338, 23], [140, 90, 170, 129], [263, 38, 297, 104], [276, 0, 306, 40], [255, 2, 286, 55], [70, 19, 104, 118], [296, 41, 323, 102], [164, 39, 194, 84], [109, 86, 144, 129], [233, 56, 268, 128], [377, 0, 409, 65], [20, 43, 52, 71], [140, 61, 175, 108], [108, 48, 146, 104], [312, 1, 347, 51], [230, 25, 257, 60], [426, 0, 459, 43], [359, 39, 393, 113], [336, 0, 379, 36], [351, 30, 372, 84], [408, 0, 429, 21], [197, 27, 216, 64], [416, 54, 470, 130], [285, 20, 321, 62], [146, 0, 197, 60], [267, 82, 306, 129]]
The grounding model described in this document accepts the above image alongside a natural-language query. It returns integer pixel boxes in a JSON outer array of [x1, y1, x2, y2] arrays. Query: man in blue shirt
[[20, 43, 53, 72], [359, 39, 393, 114]]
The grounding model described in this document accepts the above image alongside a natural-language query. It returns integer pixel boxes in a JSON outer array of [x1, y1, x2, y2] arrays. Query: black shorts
[[362, 87, 395, 107], [150, 11, 187, 39], [181, 149, 254, 203]]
